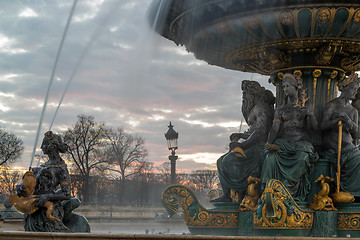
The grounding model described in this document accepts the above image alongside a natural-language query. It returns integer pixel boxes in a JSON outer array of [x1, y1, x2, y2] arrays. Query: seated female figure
[[261, 73, 318, 201]]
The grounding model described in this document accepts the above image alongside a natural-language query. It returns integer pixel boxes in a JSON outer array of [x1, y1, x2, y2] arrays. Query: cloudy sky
[[0, 0, 274, 172]]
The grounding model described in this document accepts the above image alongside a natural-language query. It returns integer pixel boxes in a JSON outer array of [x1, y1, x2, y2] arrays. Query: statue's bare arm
[[236, 106, 270, 149], [266, 110, 281, 144], [347, 109, 359, 139], [321, 103, 341, 131]]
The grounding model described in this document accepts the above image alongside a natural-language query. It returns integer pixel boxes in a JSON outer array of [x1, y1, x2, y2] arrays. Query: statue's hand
[[34, 195, 49, 207], [265, 143, 280, 151], [300, 107, 313, 116], [338, 112, 349, 121], [229, 133, 240, 141], [338, 113, 353, 129], [15, 184, 27, 197], [229, 141, 242, 150]]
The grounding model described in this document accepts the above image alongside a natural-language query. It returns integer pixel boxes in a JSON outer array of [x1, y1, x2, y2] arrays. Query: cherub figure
[[9, 171, 60, 222]]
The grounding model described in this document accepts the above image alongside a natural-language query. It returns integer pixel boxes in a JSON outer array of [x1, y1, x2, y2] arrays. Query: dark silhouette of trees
[[63, 115, 108, 202], [57, 115, 220, 205], [103, 128, 148, 202], [156, 162, 171, 184], [0, 128, 24, 165], [0, 166, 22, 195], [104, 128, 148, 181], [65, 167, 219, 205], [186, 170, 219, 192]]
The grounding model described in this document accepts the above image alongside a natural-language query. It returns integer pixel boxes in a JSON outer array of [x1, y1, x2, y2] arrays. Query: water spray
[[29, 0, 78, 170]]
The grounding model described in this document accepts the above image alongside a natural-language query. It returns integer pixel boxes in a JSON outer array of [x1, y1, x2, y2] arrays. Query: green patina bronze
[[262, 139, 317, 201], [150, 0, 360, 237], [217, 144, 263, 193], [162, 185, 239, 236]]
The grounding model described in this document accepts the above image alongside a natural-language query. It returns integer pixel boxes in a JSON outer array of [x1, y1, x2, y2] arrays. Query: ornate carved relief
[[341, 55, 360, 72], [280, 11, 293, 25], [254, 179, 314, 229], [162, 185, 239, 228], [315, 42, 343, 66], [232, 48, 291, 74], [317, 8, 331, 23]]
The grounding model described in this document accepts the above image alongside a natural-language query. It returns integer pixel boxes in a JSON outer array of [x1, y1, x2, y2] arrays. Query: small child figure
[[9, 171, 60, 222]]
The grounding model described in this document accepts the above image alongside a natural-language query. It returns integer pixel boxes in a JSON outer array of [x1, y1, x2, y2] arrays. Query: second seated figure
[[261, 73, 318, 202], [212, 80, 275, 202], [321, 72, 360, 200]]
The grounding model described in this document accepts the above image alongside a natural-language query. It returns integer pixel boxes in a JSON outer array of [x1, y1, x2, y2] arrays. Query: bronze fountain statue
[[10, 131, 90, 232], [150, 0, 360, 237]]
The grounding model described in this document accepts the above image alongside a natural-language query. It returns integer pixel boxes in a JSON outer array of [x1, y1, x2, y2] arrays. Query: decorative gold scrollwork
[[338, 214, 360, 230], [254, 179, 314, 229], [231, 48, 291, 75], [293, 70, 302, 78], [341, 55, 360, 72], [278, 72, 285, 80], [353, 9, 360, 23], [315, 43, 343, 65], [162, 185, 239, 228], [330, 70, 338, 79]]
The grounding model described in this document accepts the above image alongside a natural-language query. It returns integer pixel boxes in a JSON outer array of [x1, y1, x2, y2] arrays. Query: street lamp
[[165, 122, 178, 184]]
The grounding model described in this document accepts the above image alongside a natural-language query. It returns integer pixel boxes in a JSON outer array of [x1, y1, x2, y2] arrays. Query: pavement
[[0, 219, 189, 235]]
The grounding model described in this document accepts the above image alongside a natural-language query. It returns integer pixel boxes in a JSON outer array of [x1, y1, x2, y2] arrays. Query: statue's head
[[282, 73, 303, 90], [241, 80, 275, 120], [281, 73, 308, 106], [242, 80, 274, 103], [44, 131, 53, 140], [338, 73, 360, 100]]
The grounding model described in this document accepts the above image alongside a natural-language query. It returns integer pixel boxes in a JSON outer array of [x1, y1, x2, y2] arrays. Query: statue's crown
[[338, 72, 360, 90]]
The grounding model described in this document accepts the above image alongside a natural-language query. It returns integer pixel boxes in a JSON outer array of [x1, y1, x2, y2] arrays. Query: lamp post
[[165, 122, 178, 185]]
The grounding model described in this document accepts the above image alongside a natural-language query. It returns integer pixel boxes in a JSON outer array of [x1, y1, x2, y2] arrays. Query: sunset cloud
[[0, 0, 274, 171]]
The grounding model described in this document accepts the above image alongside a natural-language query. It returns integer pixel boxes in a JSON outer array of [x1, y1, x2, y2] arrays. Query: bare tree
[[188, 170, 219, 192], [156, 162, 171, 184], [0, 129, 24, 165], [0, 166, 22, 195], [63, 115, 108, 202], [103, 128, 148, 202], [134, 161, 154, 183], [104, 128, 148, 181]]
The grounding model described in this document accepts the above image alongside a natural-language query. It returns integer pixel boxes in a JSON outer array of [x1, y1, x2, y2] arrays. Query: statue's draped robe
[[323, 143, 360, 196], [217, 144, 263, 193], [261, 139, 318, 201]]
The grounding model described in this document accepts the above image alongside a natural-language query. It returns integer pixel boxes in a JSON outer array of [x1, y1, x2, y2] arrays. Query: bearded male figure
[[211, 80, 275, 202], [321, 73, 360, 199]]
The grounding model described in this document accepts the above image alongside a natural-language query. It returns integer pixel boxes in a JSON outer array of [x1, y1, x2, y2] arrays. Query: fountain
[[149, 0, 360, 237]]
